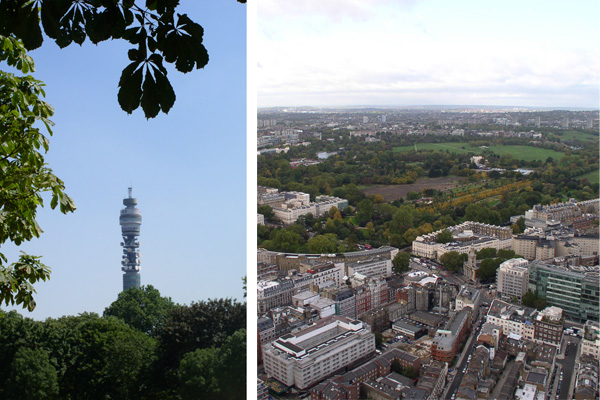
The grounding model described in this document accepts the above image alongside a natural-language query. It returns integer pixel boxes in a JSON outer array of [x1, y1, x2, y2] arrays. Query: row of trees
[[0, 285, 246, 399]]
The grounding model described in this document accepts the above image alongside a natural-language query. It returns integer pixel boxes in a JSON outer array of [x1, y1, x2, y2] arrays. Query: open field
[[576, 170, 599, 184], [560, 130, 599, 142], [361, 176, 467, 201], [393, 142, 565, 162]]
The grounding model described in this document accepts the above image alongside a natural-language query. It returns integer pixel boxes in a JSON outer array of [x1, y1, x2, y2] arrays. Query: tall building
[[527, 260, 599, 322], [496, 258, 529, 301], [120, 187, 142, 291]]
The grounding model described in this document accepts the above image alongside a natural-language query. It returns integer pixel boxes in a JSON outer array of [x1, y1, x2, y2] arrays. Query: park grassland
[[393, 142, 565, 162], [560, 130, 599, 142], [576, 170, 600, 184]]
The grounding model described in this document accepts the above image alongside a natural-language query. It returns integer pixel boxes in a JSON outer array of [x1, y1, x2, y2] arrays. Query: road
[[549, 337, 579, 400], [442, 312, 485, 399]]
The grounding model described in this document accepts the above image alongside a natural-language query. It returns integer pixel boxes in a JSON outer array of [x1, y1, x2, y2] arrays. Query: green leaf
[[140, 69, 160, 118], [154, 68, 175, 114], [117, 61, 143, 114], [15, 1, 43, 50], [40, 0, 70, 41]]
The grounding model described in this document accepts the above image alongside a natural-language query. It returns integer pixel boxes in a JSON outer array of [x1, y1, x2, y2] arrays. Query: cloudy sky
[[4, 0, 246, 319], [257, 0, 599, 108]]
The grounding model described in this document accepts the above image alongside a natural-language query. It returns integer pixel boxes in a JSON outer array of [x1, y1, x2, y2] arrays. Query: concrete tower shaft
[[120, 187, 141, 291]]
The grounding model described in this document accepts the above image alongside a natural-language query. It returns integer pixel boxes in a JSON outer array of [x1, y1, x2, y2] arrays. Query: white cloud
[[257, 1, 599, 108]]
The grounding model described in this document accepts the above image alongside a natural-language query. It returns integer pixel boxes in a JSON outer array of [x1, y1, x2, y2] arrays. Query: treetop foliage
[[0, 36, 75, 311], [103, 284, 176, 336], [0, 290, 247, 398], [0, 0, 245, 118]]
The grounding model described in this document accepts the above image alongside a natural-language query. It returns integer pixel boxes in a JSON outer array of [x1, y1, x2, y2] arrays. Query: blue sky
[[3, 0, 247, 319], [258, 0, 599, 108]]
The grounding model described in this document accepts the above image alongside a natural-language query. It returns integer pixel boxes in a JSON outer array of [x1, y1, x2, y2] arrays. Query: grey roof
[[403, 387, 428, 400], [392, 319, 425, 333], [526, 371, 547, 385], [257, 317, 274, 332]]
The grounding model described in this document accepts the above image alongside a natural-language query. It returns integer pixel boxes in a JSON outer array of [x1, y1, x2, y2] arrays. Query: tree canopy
[[392, 252, 410, 274], [103, 284, 176, 336], [178, 329, 246, 400], [0, 295, 247, 399], [440, 251, 466, 273], [0, 36, 75, 311]]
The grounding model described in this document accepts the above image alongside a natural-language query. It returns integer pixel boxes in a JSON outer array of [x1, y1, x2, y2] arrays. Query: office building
[[346, 256, 393, 279], [262, 316, 375, 389], [527, 260, 599, 322]]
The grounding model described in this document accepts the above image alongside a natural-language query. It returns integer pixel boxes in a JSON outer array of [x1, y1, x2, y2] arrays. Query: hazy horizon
[[258, 0, 599, 109]]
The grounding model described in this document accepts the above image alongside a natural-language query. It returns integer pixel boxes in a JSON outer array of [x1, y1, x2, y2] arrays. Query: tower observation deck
[[120, 187, 142, 291]]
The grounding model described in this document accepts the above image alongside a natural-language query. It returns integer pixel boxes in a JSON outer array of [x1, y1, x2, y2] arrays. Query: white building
[[346, 256, 393, 279], [455, 286, 481, 318], [272, 192, 348, 225], [299, 262, 345, 288], [262, 316, 375, 389], [412, 221, 513, 261], [496, 258, 529, 301], [581, 320, 600, 360], [486, 300, 537, 340]]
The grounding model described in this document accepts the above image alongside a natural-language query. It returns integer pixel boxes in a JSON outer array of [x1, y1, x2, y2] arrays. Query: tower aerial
[[120, 187, 142, 291]]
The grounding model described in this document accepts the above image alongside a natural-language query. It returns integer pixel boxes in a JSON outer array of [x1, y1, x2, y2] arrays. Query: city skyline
[[258, 0, 599, 109]]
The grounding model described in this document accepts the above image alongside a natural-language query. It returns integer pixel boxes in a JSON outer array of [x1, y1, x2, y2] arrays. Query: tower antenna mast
[[119, 188, 142, 291]]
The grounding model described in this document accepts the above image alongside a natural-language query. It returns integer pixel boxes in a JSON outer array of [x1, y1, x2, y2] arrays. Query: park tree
[[55, 313, 157, 399], [178, 329, 246, 400], [272, 229, 301, 253], [103, 284, 176, 336], [389, 206, 414, 236], [4, 347, 59, 400], [155, 298, 246, 390], [179, 346, 221, 399], [402, 228, 419, 244], [356, 199, 375, 225], [307, 233, 338, 254], [392, 252, 410, 275], [257, 205, 275, 222], [406, 191, 420, 200]]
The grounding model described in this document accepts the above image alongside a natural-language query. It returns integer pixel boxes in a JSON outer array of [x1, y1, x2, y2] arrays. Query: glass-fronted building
[[528, 260, 599, 322]]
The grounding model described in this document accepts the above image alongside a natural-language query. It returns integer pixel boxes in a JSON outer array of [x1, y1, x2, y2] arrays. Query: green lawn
[[576, 170, 600, 184], [393, 142, 565, 162], [560, 130, 599, 142]]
